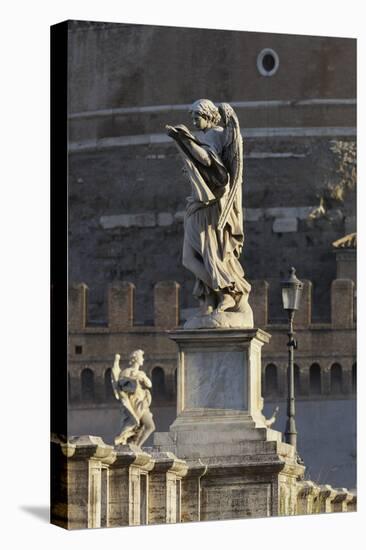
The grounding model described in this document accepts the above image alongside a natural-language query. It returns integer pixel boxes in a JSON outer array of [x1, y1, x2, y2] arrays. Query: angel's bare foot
[[199, 293, 216, 315], [216, 292, 236, 312]]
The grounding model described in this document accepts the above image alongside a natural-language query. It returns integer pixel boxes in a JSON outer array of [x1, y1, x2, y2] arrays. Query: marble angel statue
[[166, 99, 253, 328], [111, 350, 155, 448]]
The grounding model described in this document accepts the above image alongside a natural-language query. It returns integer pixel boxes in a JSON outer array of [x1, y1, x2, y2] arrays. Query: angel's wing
[[218, 103, 243, 180], [111, 354, 121, 400], [217, 103, 244, 236]]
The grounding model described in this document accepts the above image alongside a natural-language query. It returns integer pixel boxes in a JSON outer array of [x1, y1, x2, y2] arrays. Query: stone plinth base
[[153, 433, 304, 519], [154, 426, 285, 464], [184, 309, 254, 329], [200, 443, 303, 520]]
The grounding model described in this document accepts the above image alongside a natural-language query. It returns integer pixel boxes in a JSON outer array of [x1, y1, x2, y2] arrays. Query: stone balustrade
[[296, 481, 356, 516], [51, 434, 356, 529]]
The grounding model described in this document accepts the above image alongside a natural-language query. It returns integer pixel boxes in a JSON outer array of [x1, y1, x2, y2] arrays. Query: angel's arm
[[111, 353, 121, 383], [166, 124, 212, 166], [140, 372, 152, 389], [185, 141, 212, 166]]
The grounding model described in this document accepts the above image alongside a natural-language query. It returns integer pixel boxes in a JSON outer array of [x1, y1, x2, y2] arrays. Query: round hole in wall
[[257, 48, 279, 77]]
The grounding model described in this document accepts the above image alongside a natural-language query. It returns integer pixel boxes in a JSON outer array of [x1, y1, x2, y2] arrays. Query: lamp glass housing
[[281, 267, 303, 312]]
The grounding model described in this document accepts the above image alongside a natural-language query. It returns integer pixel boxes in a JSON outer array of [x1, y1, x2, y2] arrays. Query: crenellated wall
[[69, 276, 355, 331], [68, 277, 356, 404]]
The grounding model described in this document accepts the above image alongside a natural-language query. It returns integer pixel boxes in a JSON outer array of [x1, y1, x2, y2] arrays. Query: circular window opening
[[257, 48, 279, 77]]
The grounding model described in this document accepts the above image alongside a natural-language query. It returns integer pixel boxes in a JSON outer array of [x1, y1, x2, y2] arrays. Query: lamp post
[[281, 267, 303, 453]]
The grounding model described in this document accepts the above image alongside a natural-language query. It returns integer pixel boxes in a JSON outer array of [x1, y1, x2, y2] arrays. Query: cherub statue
[[166, 99, 253, 328], [111, 349, 155, 448]]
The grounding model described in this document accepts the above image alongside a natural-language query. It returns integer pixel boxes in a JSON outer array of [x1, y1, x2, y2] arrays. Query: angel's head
[[190, 99, 221, 131], [129, 349, 144, 369]]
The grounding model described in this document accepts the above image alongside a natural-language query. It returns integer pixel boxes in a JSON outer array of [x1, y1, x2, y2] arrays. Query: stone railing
[[296, 480, 356, 515], [51, 435, 189, 529], [51, 435, 356, 529]]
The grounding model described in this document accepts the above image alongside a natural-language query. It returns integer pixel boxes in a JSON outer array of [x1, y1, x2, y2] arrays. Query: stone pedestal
[[155, 329, 282, 458], [147, 451, 188, 524], [108, 445, 154, 527], [181, 459, 208, 522], [153, 328, 304, 520], [318, 485, 337, 513], [332, 488, 353, 513], [347, 493, 357, 512], [296, 481, 320, 515], [51, 435, 114, 530]]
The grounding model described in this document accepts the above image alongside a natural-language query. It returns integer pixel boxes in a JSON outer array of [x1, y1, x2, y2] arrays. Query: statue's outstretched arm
[[186, 141, 212, 167], [166, 124, 212, 167]]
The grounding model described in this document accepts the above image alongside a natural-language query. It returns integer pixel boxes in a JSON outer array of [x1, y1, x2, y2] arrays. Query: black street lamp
[[281, 267, 303, 453]]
